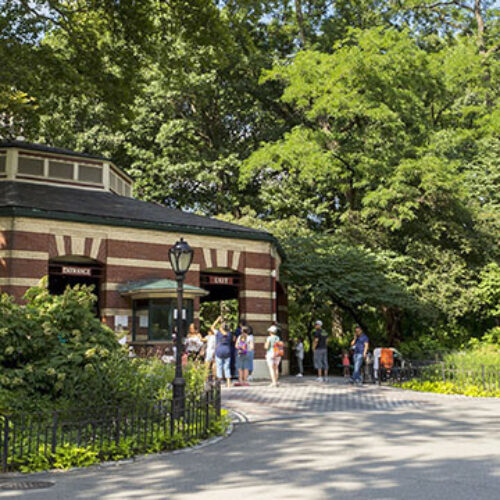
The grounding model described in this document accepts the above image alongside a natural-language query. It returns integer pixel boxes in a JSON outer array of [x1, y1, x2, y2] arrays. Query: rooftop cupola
[[0, 141, 133, 197]]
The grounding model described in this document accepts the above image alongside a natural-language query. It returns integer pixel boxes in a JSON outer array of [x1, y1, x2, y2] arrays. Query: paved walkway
[[1, 378, 499, 499], [223, 377, 432, 422]]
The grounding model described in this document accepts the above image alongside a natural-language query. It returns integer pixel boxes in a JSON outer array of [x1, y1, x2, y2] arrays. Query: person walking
[[350, 326, 370, 384], [265, 325, 282, 387], [213, 316, 232, 388], [235, 326, 253, 386], [312, 320, 328, 382], [295, 338, 304, 377]]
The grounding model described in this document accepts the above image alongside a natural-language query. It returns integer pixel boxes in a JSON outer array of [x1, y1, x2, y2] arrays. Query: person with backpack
[[265, 325, 283, 387], [235, 326, 254, 386], [213, 316, 232, 388]]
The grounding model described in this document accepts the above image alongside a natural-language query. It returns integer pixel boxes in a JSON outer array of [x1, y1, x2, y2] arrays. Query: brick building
[[0, 142, 288, 377]]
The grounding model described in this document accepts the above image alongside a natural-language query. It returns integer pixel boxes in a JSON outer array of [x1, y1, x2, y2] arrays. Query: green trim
[[0, 206, 286, 257], [119, 278, 204, 293]]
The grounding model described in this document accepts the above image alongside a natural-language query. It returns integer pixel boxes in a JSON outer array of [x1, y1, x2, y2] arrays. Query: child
[[295, 338, 304, 377], [342, 350, 350, 378], [235, 327, 253, 386]]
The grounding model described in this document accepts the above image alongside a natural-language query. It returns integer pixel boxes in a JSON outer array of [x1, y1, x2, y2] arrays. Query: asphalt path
[[1, 378, 499, 499]]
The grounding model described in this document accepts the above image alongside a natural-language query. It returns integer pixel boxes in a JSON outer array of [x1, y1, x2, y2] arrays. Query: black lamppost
[[169, 237, 194, 416]]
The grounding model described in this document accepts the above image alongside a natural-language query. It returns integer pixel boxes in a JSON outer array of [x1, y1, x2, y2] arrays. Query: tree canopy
[[1, 0, 498, 352]]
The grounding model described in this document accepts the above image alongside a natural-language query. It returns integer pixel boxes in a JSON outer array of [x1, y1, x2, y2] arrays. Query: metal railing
[[0, 383, 221, 472], [380, 362, 500, 393]]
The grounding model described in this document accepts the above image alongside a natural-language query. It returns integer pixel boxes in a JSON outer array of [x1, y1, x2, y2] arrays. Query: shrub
[[0, 281, 206, 412]]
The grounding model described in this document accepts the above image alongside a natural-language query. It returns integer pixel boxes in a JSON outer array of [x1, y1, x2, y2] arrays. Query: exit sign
[[208, 276, 234, 285]]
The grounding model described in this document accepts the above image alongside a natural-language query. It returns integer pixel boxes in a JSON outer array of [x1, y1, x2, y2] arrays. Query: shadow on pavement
[[16, 396, 500, 500]]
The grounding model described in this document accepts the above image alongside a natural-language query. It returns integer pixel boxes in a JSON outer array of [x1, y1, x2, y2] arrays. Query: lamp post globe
[[169, 237, 194, 276], [169, 237, 193, 417]]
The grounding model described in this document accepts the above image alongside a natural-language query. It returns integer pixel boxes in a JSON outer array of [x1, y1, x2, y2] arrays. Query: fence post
[[169, 400, 175, 438], [51, 411, 59, 455], [215, 382, 221, 418], [115, 407, 121, 446], [205, 390, 210, 432], [1, 416, 9, 472], [482, 365, 486, 391], [441, 362, 446, 384]]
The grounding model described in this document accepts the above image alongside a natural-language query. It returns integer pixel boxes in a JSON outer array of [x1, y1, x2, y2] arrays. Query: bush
[[399, 380, 500, 398], [0, 281, 206, 412]]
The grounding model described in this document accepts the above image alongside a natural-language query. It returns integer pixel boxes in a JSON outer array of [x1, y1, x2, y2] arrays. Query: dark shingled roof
[[0, 181, 277, 244]]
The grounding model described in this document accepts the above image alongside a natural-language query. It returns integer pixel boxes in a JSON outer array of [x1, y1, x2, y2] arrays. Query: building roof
[[0, 181, 279, 246], [0, 140, 111, 162], [119, 279, 209, 299]]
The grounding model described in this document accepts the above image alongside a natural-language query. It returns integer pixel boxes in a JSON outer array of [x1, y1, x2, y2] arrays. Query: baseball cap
[[268, 325, 278, 333], [315, 320, 323, 326]]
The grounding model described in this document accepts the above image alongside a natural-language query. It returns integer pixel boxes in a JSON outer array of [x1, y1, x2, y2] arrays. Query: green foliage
[[399, 380, 500, 398], [1, 1, 499, 350], [14, 409, 230, 473], [0, 279, 123, 408], [0, 282, 207, 412], [199, 299, 239, 334]]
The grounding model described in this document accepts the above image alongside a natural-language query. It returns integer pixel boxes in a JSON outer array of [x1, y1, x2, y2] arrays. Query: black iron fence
[[0, 383, 221, 472], [380, 362, 500, 393]]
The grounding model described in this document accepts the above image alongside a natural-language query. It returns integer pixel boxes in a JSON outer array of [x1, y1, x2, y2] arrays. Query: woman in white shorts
[[265, 325, 281, 387]]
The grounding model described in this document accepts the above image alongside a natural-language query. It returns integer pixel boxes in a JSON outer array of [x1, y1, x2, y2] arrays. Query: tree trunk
[[474, 0, 485, 53], [294, 0, 307, 47], [382, 306, 402, 346], [331, 305, 344, 338]]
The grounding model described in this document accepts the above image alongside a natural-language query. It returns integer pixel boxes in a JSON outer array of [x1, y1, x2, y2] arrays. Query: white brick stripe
[[203, 248, 213, 269], [216, 249, 228, 268], [244, 268, 272, 276], [106, 257, 200, 271], [241, 313, 274, 322], [72, 236, 85, 255], [240, 290, 276, 299], [102, 308, 132, 316], [0, 250, 48, 260], [90, 238, 102, 259], [0, 277, 40, 287], [231, 251, 241, 270], [55, 235, 65, 256]]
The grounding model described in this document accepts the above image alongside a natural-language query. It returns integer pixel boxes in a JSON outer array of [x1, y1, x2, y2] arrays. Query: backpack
[[237, 339, 248, 355], [273, 340, 284, 358]]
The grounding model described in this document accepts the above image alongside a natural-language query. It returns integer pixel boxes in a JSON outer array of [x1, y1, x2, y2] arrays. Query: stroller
[[374, 348, 403, 383]]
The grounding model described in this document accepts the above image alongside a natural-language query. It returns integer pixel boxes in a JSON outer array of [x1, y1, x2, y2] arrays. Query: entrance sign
[[62, 266, 92, 276]]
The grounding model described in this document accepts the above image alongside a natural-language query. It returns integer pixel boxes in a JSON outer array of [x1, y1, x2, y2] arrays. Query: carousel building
[[0, 141, 288, 377]]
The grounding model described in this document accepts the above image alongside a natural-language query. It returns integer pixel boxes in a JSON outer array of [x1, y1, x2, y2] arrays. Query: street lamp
[[169, 238, 194, 417]]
